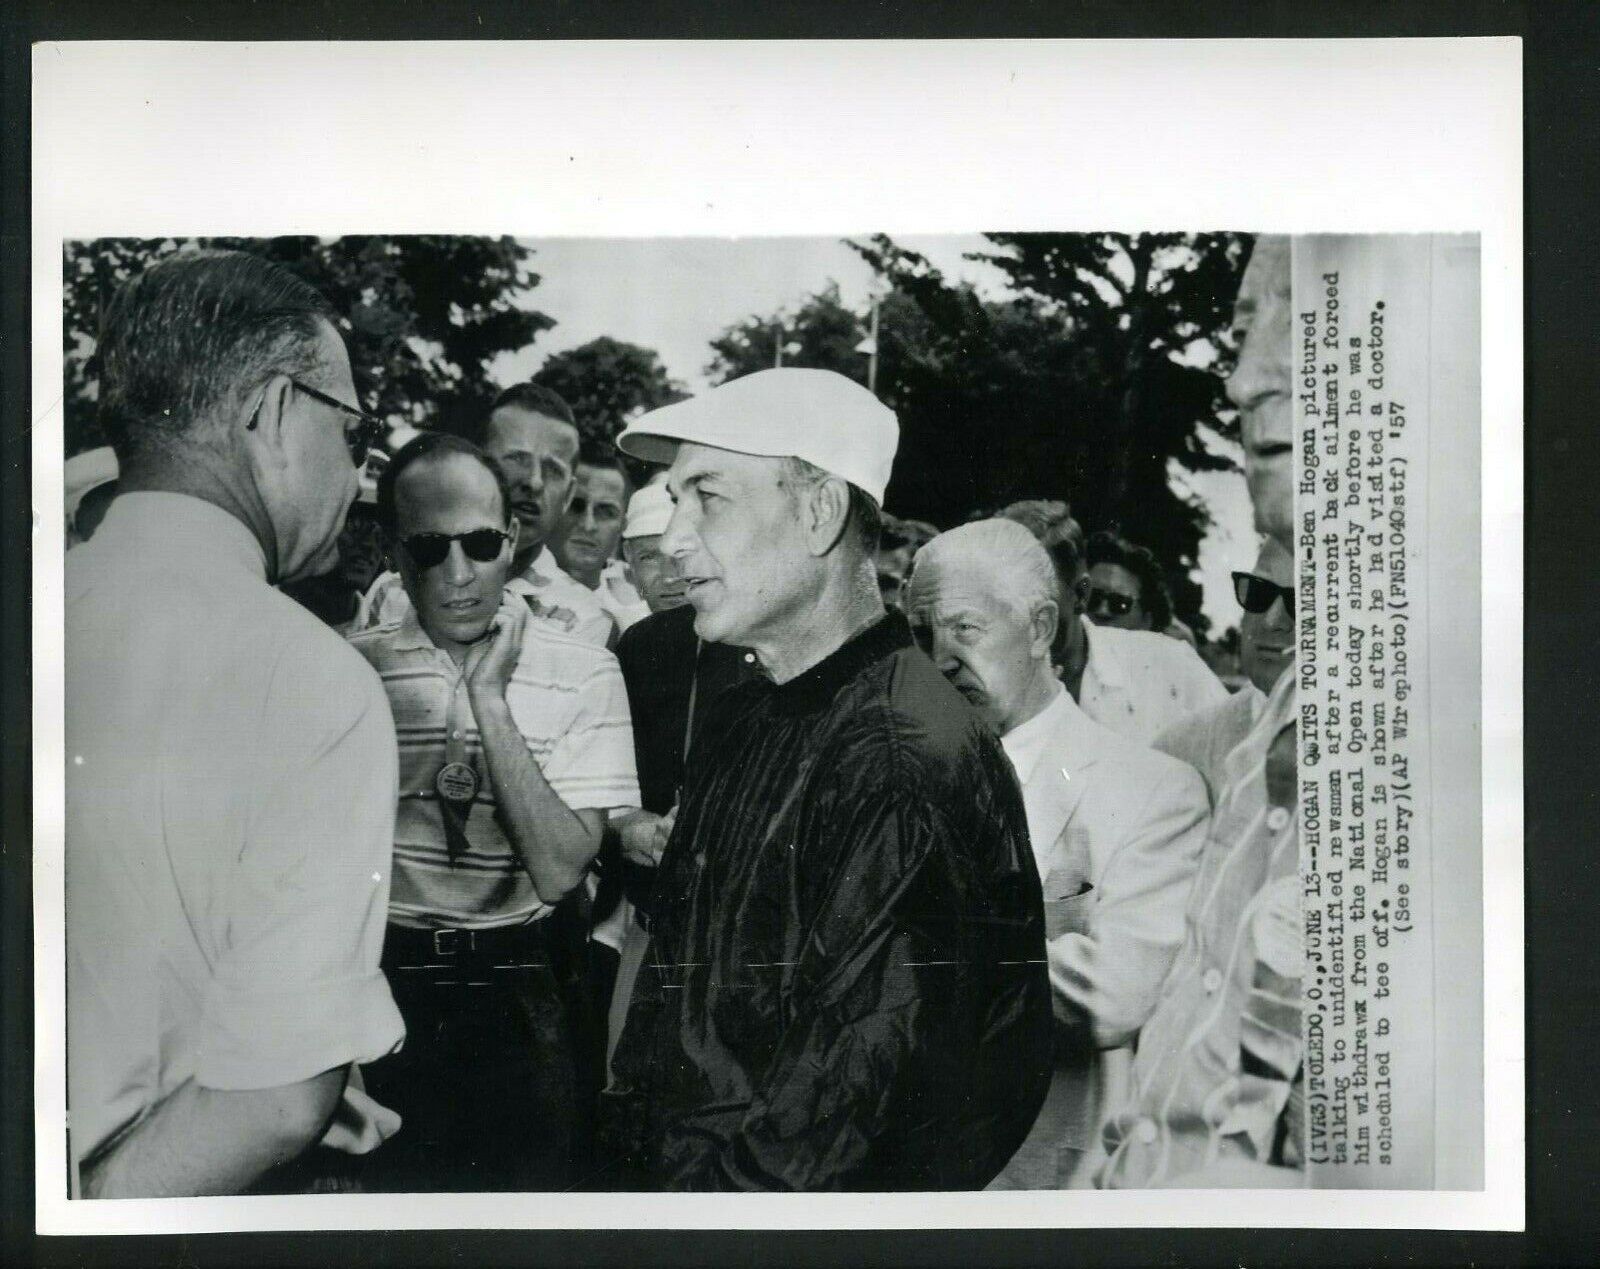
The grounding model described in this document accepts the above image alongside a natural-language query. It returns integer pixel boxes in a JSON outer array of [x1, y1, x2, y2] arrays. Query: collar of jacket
[[766, 609, 910, 716]]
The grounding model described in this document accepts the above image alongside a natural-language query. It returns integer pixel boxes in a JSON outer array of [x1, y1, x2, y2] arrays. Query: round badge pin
[[435, 761, 480, 804]]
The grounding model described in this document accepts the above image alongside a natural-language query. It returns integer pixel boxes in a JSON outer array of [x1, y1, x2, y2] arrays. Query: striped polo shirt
[[349, 604, 640, 930]]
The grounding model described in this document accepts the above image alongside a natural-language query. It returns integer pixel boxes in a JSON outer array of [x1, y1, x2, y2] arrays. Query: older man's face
[[1227, 235, 1294, 548], [906, 546, 1041, 736], [661, 443, 816, 648], [624, 533, 687, 613]]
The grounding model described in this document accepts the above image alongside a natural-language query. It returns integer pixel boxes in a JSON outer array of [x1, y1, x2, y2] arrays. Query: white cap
[[617, 368, 898, 504], [64, 447, 118, 524], [623, 481, 673, 539]]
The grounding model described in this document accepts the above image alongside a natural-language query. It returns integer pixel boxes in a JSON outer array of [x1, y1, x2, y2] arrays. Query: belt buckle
[[432, 928, 475, 957]]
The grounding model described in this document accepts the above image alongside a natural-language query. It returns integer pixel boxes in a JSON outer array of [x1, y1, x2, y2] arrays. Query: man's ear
[[241, 374, 294, 469], [803, 476, 852, 557], [1031, 598, 1060, 658], [506, 516, 520, 556]]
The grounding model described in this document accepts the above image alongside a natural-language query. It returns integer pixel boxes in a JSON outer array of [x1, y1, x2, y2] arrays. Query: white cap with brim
[[623, 481, 673, 540], [616, 367, 898, 505], [64, 446, 119, 524]]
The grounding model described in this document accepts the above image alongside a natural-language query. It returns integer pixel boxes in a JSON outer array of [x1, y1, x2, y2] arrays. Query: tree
[[61, 235, 553, 457], [532, 336, 686, 455]]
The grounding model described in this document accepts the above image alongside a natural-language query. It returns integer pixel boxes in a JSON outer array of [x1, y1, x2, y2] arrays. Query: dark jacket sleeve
[[661, 788, 1052, 1191]]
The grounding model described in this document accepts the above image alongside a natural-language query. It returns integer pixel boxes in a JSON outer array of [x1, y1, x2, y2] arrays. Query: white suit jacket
[[991, 684, 1210, 1189]]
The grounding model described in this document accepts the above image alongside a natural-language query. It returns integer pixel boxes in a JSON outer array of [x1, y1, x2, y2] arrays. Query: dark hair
[[489, 381, 577, 427], [376, 431, 512, 535], [576, 437, 630, 483], [96, 249, 336, 464], [1086, 530, 1174, 630], [878, 514, 938, 555]]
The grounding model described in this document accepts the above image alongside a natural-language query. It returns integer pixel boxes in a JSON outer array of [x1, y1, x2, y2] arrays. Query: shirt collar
[[391, 603, 438, 653], [96, 492, 266, 580], [523, 546, 562, 584], [1001, 681, 1073, 784], [1079, 615, 1125, 688], [768, 609, 911, 715]]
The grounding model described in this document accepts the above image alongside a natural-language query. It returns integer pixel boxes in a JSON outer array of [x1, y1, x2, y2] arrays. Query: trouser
[[360, 921, 580, 1192]]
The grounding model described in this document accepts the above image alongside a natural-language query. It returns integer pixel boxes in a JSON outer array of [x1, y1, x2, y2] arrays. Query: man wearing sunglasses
[[996, 501, 1227, 746], [353, 384, 612, 649], [348, 432, 639, 1192], [66, 250, 405, 1196], [1153, 537, 1296, 804]]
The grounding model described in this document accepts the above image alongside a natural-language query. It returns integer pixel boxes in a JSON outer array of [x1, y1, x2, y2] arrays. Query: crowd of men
[[64, 233, 1301, 1196]]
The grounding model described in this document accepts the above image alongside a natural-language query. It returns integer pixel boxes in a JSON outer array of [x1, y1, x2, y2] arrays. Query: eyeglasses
[[289, 379, 386, 467], [1232, 571, 1295, 619], [402, 528, 513, 571], [1086, 587, 1137, 618]]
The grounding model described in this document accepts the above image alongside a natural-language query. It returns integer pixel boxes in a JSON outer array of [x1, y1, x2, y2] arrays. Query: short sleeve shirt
[[349, 606, 640, 929], [65, 494, 405, 1166]]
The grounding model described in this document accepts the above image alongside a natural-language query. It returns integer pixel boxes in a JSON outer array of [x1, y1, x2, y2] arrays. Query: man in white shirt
[[349, 431, 639, 1190], [907, 518, 1210, 1188], [1153, 535, 1295, 803], [554, 448, 651, 636], [355, 383, 612, 647], [997, 500, 1227, 743], [65, 249, 405, 1198]]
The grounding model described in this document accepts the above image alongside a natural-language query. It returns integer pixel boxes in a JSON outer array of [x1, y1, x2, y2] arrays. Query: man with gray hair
[[604, 368, 1051, 1190], [66, 250, 404, 1196], [907, 518, 1210, 1188]]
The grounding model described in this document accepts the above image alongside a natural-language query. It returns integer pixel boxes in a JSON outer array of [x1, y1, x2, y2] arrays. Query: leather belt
[[383, 920, 553, 966]]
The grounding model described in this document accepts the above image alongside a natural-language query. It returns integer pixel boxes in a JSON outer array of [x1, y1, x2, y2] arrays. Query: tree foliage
[[704, 233, 1251, 632], [61, 235, 552, 456], [532, 336, 686, 455]]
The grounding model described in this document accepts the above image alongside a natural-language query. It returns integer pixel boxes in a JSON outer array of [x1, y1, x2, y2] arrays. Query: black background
[[2, 2, 1591, 1265]]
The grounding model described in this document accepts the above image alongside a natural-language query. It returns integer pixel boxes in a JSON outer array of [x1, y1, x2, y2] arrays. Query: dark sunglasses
[[1232, 571, 1295, 619], [247, 377, 384, 467], [1086, 587, 1137, 618], [402, 528, 512, 570]]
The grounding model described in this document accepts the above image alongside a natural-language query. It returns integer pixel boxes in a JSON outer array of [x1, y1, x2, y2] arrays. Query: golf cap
[[622, 481, 673, 540], [616, 368, 898, 505]]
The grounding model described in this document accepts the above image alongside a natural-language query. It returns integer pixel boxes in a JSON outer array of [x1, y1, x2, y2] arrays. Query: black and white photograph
[[30, 38, 1522, 1233]]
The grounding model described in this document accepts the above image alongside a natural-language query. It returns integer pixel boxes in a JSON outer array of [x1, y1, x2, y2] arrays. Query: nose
[[442, 541, 475, 587], [1227, 317, 1290, 415], [1265, 593, 1295, 632], [660, 499, 694, 561]]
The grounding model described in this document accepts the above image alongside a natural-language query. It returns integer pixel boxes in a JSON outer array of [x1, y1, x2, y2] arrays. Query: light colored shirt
[[1151, 684, 1266, 807], [65, 493, 405, 1168], [596, 559, 651, 635], [1078, 616, 1229, 745], [356, 546, 613, 648], [1096, 668, 1302, 1188], [348, 605, 640, 930]]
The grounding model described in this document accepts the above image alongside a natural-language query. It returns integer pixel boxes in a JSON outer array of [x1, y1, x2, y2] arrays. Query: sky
[[488, 235, 1255, 633]]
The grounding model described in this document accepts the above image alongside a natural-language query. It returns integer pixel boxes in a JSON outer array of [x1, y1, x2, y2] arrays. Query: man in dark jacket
[[605, 368, 1051, 1191]]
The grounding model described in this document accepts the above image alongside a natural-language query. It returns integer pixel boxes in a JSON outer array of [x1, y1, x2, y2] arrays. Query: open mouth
[[440, 598, 481, 614]]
